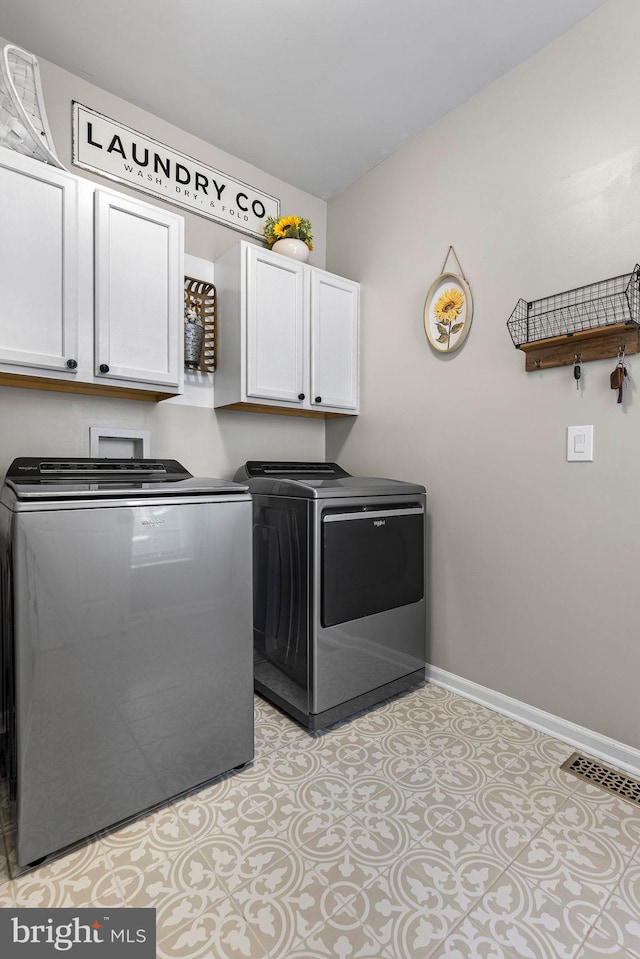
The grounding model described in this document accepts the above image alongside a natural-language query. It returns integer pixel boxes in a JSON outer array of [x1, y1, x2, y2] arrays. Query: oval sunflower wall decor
[[423, 246, 473, 353]]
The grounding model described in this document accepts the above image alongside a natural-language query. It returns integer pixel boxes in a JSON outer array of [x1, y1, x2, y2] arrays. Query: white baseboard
[[426, 664, 640, 777]]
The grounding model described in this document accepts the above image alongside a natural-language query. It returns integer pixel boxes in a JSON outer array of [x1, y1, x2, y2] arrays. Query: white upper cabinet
[[0, 151, 79, 373], [214, 241, 359, 417], [0, 147, 184, 400], [310, 269, 359, 411], [94, 189, 182, 389], [245, 247, 306, 403]]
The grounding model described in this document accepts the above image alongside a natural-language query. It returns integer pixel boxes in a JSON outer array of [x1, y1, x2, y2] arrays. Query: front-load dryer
[[234, 461, 427, 729]]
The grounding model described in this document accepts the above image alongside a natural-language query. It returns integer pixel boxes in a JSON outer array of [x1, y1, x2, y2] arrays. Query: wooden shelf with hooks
[[518, 323, 640, 372], [507, 264, 640, 371]]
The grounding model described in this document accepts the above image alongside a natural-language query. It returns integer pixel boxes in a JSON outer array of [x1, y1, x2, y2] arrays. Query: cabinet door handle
[[297, 393, 305, 400], [65, 359, 78, 370], [99, 363, 110, 374], [315, 396, 322, 403]]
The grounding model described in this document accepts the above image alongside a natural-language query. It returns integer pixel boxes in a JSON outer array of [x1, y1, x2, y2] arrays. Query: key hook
[[618, 345, 626, 364], [573, 353, 582, 389]]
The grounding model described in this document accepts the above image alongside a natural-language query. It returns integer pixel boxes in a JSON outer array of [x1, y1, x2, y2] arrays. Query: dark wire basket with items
[[507, 264, 640, 372], [507, 265, 640, 347]]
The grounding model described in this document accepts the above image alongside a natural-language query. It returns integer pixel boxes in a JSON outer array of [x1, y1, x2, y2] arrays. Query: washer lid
[[238, 461, 351, 480], [233, 461, 425, 498], [3, 457, 248, 500]]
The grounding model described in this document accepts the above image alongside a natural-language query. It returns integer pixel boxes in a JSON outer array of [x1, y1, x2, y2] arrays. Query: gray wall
[[0, 40, 328, 478], [326, 0, 640, 749]]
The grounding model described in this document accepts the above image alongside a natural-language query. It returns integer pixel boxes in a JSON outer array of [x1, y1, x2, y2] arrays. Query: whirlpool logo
[[373, 519, 386, 527], [0, 909, 155, 956], [140, 518, 165, 528]]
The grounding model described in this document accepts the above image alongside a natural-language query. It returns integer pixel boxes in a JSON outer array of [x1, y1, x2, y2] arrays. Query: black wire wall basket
[[507, 265, 640, 371], [507, 265, 640, 348]]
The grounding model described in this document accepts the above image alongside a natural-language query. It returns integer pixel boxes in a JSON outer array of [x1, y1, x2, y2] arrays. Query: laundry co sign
[[72, 102, 279, 239]]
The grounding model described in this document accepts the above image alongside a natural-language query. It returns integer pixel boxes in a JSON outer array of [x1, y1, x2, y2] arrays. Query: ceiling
[[0, 0, 607, 199]]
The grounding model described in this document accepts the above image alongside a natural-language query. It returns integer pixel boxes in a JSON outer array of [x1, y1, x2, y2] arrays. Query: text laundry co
[[85, 122, 268, 217]]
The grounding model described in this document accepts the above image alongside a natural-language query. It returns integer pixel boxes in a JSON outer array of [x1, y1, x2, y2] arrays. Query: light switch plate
[[567, 425, 593, 462]]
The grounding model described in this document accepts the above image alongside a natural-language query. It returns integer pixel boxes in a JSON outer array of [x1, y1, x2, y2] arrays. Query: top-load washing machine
[[234, 461, 427, 729], [1, 457, 254, 868]]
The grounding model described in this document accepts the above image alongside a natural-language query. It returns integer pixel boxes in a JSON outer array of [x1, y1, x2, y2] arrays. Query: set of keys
[[573, 354, 582, 390], [610, 349, 627, 404], [572, 348, 628, 403]]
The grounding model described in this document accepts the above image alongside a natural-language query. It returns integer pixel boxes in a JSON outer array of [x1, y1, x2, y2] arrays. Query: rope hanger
[[439, 245, 469, 284]]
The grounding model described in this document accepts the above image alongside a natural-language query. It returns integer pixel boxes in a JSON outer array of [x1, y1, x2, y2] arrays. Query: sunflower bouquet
[[263, 214, 313, 251]]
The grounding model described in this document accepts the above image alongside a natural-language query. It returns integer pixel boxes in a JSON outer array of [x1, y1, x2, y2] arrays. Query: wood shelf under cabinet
[[216, 401, 350, 419], [518, 323, 640, 372], [0, 372, 175, 402]]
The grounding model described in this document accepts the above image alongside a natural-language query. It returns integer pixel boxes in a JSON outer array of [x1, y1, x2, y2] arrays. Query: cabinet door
[[310, 271, 359, 412], [0, 151, 79, 373], [94, 190, 183, 388], [246, 247, 306, 403]]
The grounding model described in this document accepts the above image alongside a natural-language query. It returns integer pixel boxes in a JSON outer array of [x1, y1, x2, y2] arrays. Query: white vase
[[272, 238, 310, 263]]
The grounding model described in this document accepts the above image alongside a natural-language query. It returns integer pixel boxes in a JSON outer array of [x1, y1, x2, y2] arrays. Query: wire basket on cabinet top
[[507, 264, 640, 371]]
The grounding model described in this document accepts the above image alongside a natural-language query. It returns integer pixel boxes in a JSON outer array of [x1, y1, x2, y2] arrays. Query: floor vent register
[[561, 752, 640, 808]]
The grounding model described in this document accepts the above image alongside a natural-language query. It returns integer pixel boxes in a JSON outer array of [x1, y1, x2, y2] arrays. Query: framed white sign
[[72, 102, 279, 239]]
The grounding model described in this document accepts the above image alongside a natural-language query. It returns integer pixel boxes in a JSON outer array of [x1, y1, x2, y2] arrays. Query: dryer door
[[252, 497, 309, 685], [321, 504, 424, 627]]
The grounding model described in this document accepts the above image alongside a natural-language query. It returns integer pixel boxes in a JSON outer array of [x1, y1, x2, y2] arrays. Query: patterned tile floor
[[1, 683, 639, 958]]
